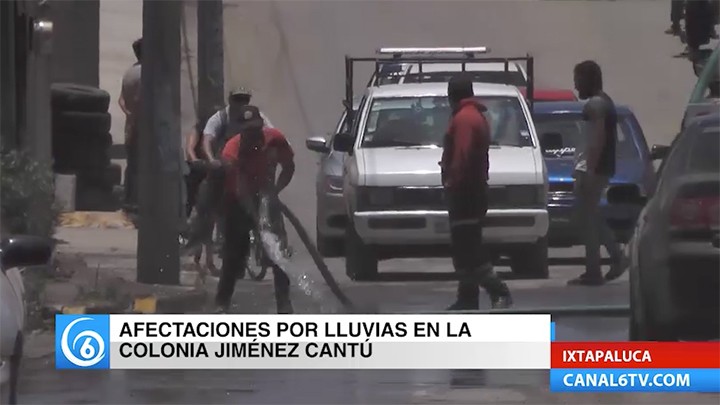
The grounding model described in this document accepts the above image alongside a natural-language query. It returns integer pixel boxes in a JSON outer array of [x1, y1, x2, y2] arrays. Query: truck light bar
[[377, 47, 490, 55]]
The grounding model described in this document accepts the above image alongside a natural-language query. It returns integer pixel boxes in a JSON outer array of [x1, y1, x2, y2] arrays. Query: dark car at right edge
[[612, 113, 719, 341]]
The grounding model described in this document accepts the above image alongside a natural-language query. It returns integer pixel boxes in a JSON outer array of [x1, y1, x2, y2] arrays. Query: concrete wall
[[49, 0, 100, 86]]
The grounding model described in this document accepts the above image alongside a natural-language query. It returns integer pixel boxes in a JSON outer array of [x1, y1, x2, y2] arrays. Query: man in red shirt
[[217, 105, 296, 314], [441, 75, 512, 310]]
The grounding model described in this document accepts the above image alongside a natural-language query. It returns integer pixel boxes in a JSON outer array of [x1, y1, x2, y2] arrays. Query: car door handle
[[712, 234, 719, 249]]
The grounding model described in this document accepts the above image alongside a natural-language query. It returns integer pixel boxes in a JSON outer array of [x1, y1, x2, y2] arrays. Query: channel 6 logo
[[55, 314, 110, 369]]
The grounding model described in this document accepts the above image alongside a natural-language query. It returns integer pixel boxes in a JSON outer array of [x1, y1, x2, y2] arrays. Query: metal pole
[[197, 0, 224, 121], [137, 0, 182, 285]]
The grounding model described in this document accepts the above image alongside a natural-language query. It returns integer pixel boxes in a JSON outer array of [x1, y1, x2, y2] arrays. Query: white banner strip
[[110, 314, 551, 343], [110, 341, 550, 370]]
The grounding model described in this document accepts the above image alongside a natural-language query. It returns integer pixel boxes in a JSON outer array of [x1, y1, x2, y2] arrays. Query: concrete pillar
[[0, 0, 18, 150], [48, 0, 100, 86], [24, 0, 53, 165]]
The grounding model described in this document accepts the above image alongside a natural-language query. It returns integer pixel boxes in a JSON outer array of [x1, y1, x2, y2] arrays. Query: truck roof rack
[[376, 47, 490, 57], [343, 52, 535, 125]]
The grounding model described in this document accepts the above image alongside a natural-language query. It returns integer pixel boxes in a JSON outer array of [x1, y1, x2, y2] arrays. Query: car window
[[687, 126, 720, 174], [360, 96, 531, 148], [351, 96, 368, 136], [653, 124, 718, 191], [402, 71, 527, 87], [533, 113, 641, 159]]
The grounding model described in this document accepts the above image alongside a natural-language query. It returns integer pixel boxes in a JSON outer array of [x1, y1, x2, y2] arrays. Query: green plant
[[1, 149, 59, 237]]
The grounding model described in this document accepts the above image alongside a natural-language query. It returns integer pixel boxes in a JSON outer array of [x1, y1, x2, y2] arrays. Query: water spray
[[239, 195, 362, 313]]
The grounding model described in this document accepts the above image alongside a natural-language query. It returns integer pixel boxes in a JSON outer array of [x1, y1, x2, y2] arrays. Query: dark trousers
[[447, 186, 509, 303], [685, 0, 714, 49], [671, 0, 684, 26], [184, 164, 206, 217], [124, 140, 138, 208], [216, 196, 291, 311]]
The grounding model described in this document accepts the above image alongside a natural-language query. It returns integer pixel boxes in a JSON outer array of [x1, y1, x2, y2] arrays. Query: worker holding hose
[[441, 74, 512, 311], [216, 105, 296, 314]]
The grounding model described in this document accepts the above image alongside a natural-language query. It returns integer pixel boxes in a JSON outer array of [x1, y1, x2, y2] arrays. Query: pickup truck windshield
[[534, 113, 641, 159], [361, 96, 532, 148], [402, 71, 527, 87]]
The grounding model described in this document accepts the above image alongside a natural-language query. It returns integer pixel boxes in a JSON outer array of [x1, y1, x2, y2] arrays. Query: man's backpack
[[218, 107, 229, 141]]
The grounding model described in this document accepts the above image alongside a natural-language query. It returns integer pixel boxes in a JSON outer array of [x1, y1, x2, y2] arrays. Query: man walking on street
[[568, 61, 624, 286], [216, 105, 295, 314], [119, 38, 142, 213], [441, 75, 512, 310]]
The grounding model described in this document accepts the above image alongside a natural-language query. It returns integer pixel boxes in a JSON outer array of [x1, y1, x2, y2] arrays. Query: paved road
[[16, 1, 717, 403], [14, 283, 717, 404]]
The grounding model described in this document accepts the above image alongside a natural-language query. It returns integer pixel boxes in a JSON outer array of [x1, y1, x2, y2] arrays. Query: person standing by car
[[216, 105, 295, 314], [441, 75, 512, 310], [119, 38, 142, 213], [568, 61, 624, 286]]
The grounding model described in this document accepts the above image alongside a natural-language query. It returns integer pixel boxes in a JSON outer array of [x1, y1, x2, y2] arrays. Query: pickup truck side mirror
[[606, 184, 647, 206], [333, 132, 354, 153], [305, 136, 330, 154], [650, 144, 670, 160], [1, 235, 54, 271]]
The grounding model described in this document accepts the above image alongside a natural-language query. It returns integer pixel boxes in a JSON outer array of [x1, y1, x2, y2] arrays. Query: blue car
[[533, 101, 657, 247]]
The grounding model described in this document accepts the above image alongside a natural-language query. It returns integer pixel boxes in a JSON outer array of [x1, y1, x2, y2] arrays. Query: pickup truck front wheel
[[345, 222, 378, 281], [509, 237, 549, 279]]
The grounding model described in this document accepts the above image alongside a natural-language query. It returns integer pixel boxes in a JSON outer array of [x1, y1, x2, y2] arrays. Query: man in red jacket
[[217, 105, 296, 314], [441, 75, 512, 310]]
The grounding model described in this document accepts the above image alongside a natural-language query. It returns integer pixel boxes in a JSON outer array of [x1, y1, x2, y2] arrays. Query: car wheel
[[344, 222, 378, 281], [317, 226, 343, 258], [51, 83, 111, 113], [629, 275, 644, 341], [630, 263, 676, 341], [509, 237, 549, 279]]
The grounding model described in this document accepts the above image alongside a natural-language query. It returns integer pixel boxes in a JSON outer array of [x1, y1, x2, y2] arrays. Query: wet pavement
[[14, 273, 718, 403], [14, 242, 719, 403]]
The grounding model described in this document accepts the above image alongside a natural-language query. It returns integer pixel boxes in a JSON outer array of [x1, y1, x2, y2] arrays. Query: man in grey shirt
[[201, 88, 273, 164], [183, 88, 272, 260], [568, 60, 623, 286], [119, 38, 143, 211]]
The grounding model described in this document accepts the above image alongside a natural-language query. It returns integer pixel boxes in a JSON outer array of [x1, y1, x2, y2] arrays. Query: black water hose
[[240, 196, 360, 312], [276, 200, 358, 312]]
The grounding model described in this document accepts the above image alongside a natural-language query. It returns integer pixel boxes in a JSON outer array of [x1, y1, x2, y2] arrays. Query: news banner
[[56, 314, 720, 393]]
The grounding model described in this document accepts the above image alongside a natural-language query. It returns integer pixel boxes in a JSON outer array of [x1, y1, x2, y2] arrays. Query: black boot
[[472, 262, 513, 309], [272, 266, 294, 314], [446, 280, 480, 311]]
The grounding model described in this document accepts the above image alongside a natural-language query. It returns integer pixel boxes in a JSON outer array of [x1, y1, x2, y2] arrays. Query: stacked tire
[[51, 83, 122, 211]]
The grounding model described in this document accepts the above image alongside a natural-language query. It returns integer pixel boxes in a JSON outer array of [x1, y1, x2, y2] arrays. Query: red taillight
[[670, 196, 720, 230]]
